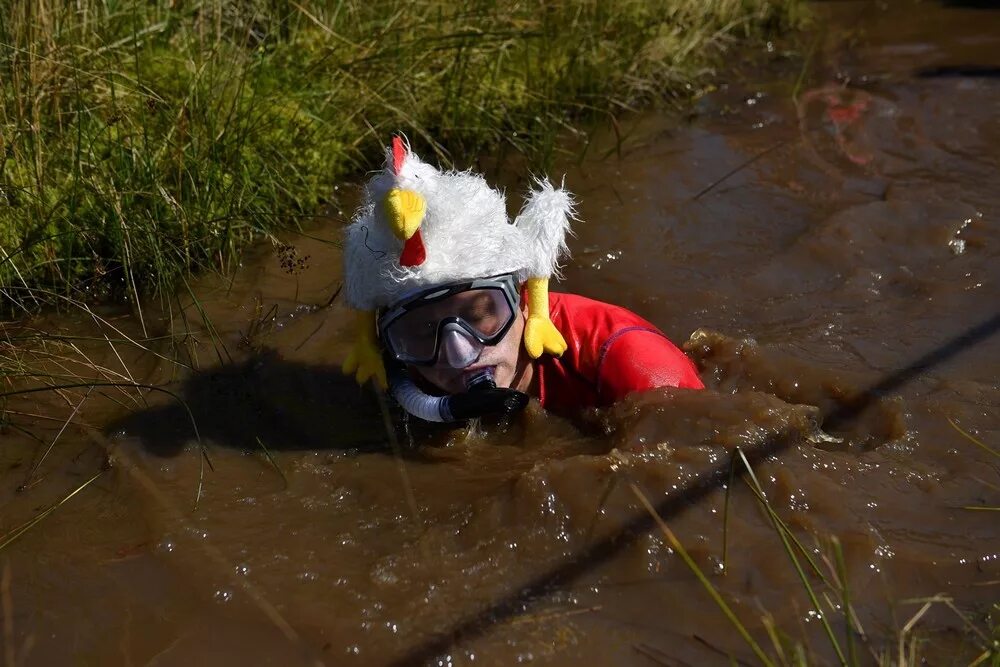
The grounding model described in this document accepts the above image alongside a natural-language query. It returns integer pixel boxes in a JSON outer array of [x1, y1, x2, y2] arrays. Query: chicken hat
[[343, 136, 575, 388]]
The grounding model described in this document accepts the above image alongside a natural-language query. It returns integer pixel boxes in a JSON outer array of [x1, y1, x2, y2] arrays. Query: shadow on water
[[110, 349, 388, 457], [389, 311, 1000, 666]]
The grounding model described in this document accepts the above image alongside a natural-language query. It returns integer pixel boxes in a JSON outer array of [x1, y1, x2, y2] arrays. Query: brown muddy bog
[[2, 2, 999, 665]]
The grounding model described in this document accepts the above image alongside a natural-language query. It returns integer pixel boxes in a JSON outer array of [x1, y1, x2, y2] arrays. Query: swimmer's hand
[[342, 310, 387, 389], [524, 314, 567, 359]]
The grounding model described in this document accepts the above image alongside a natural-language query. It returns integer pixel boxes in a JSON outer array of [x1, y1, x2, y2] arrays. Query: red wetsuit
[[536, 293, 703, 415]]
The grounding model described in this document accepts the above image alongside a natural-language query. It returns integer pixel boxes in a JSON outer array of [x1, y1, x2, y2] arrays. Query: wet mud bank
[[2, 1, 999, 665]]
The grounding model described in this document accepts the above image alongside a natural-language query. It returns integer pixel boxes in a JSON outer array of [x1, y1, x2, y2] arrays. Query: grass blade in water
[[627, 478, 776, 667], [0, 470, 105, 553], [736, 448, 848, 666]]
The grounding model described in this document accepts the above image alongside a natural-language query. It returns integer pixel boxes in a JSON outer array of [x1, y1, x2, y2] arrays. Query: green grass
[[0, 0, 803, 313]]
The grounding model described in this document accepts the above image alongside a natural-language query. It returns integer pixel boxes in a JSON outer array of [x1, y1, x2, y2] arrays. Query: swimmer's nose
[[439, 325, 482, 369]]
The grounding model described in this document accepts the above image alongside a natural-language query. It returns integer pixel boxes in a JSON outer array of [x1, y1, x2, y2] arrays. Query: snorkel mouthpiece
[[445, 364, 529, 422], [386, 358, 528, 424], [464, 367, 496, 391]]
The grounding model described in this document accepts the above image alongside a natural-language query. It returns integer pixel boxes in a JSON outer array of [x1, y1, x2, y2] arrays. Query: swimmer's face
[[409, 298, 530, 395]]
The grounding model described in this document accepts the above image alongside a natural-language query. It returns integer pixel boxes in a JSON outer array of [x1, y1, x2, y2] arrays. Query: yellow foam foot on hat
[[524, 277, 567, 359], [342, 309, 387, 389]]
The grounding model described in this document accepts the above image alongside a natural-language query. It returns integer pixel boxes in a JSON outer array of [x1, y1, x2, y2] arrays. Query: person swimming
[[342, 136, 702, 422]]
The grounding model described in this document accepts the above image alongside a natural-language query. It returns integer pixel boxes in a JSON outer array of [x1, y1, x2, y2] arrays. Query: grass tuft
[[1, 0, 803, 313]]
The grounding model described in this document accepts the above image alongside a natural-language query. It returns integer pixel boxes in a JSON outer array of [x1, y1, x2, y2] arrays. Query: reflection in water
[[2, 2, 1000, 665]]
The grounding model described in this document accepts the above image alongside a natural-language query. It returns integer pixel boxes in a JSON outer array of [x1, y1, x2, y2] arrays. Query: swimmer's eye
[[459, 293, 497, 324]]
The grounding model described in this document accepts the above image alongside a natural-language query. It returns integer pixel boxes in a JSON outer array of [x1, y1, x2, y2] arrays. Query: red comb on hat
[[392, 136, 406, 175], [390, 136, 426, 267]]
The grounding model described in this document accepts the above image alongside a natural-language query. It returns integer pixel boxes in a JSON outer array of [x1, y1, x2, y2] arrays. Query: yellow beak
[[383, 188, 426, 241]]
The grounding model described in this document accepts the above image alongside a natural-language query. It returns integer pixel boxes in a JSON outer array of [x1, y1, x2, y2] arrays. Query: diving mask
[[377, 274, 520, 368]]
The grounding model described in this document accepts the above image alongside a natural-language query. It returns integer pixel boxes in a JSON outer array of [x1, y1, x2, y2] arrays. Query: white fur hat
[[343, 137, 575, 311]]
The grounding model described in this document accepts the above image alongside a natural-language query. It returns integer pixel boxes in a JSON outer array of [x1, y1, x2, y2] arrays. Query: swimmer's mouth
[[462, 364, 495, 380]]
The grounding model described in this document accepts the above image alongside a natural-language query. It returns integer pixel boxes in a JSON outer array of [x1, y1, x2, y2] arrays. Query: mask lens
[[450, 288, 511, 337], [384, 287, 514, 364]]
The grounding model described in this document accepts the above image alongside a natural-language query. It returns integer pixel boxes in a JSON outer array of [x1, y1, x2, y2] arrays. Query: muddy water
[[3, 2, 999, 665]]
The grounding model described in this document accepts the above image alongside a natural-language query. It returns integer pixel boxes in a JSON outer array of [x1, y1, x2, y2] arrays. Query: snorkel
[[386, 359, 529, 423]]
